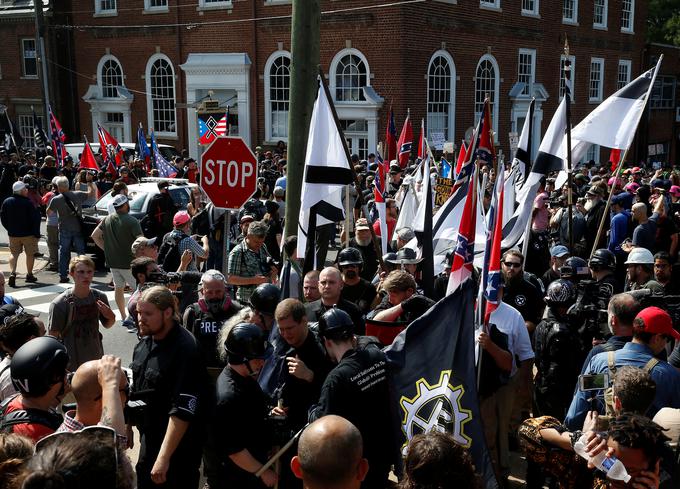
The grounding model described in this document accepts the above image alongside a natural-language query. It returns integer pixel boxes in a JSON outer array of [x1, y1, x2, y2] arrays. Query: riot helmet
[[225, 323, 269, 365], [589, 249, 616, 271], [249, 283, 280, 315], [10, 336, 69, 398], [318, 307, 355, 341], [559, 256, 591, 281], [337, 247, 364, 268], [545, 279, 577, 307]]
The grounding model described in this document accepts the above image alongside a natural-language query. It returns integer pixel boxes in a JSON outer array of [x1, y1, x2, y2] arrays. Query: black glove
[[401, 294, 434, 313]]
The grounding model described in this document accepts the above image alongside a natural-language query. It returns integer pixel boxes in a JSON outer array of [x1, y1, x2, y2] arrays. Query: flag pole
[[589, 55, 664, 259], [316, 66, 385, 271], [564, 39, 575, 253]]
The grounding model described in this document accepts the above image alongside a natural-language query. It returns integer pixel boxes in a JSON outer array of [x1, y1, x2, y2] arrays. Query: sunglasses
[[502, 262, 521, 268]]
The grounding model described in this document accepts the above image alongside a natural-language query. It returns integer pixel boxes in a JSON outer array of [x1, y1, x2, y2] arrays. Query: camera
[[261, 256, 281, 275], [568, 280, 609, 343], [147, 270, 202, 286]]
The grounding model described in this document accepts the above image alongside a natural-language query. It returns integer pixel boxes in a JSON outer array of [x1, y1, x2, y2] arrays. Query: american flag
[[150, 130, 177, 178], [198, 109, 229, 145], [48, 106, 66, 166]]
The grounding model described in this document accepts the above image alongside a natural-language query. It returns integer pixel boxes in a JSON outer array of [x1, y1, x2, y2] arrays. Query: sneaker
[[25, 274, 37, 283], [7, 274, 15, 288], [59, 276, 70, 284]]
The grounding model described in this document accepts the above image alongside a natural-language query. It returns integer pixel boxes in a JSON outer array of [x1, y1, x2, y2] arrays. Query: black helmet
[[559, 256, 591, 281], [337, 247, 364, 267], [318, 307, 354, 340], [225, 323, 269, 365], [545, 279, 576, 307], [10, 336, 68, 397], [589, 249, 616, 270], [249, 283, 280, 315]]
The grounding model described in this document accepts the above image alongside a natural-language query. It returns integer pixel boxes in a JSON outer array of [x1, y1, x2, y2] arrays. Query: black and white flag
[[509, 99, 535, 190], [297, 80, 354, 266]]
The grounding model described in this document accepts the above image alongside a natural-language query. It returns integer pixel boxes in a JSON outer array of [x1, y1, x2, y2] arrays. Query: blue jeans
[[59, 228, 86, 278]]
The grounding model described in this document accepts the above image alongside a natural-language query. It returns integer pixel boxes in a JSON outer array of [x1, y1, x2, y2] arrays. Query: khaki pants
[[480, 392, 501, 479]]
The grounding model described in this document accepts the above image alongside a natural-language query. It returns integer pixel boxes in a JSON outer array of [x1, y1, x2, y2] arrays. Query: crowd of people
[[0, 140, 680, 489]]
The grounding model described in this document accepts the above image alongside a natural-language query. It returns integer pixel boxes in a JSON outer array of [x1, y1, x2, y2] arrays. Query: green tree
[[648, 0, 680, 45]]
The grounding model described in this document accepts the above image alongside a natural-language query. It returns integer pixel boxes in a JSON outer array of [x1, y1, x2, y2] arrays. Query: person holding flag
[[137, 124, 152, 173]]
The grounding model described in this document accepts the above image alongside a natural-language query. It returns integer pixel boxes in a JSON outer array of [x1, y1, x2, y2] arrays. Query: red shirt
[[373, 217, 396, 241], [3, 395, 60, 443], [186, 168, 198, 183]]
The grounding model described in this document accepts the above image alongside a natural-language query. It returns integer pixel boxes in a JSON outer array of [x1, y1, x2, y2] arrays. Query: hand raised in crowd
[[96, 300, 115, 322], [287, 356, 314, 382], [97, 354, 121, 390]]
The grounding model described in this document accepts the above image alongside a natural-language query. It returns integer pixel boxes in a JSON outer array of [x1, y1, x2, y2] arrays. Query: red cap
[[632, 166, 641, 173], [636, 307, 680, 340], [173, 211, 191, 227]]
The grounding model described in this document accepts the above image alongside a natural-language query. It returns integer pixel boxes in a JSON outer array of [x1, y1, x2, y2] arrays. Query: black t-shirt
[[503, 277, 544, 325], [209, 367, 270, 489], [541, 268, 560, 292], [341, 278, 377, 314], [183, 300, 242, 369], [305, 298, 365, 335], [347, 239, 379, 281], [39, 166, 57, 182]]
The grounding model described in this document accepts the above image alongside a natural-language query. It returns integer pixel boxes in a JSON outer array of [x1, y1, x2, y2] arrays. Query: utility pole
[[34, 0, 51, 121], [283, 0, 320, 239]]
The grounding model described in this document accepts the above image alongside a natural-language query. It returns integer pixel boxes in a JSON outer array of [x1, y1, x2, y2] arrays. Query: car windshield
[[95, 190, 148, 213]]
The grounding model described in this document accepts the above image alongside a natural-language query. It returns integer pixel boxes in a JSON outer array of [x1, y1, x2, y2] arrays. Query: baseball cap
[[131, 236, 157, 255], [240, 213, 256, 224], [12, 181, 26, 193], [111, 194, 129, 209], [611, 193, 628, 206], [670, 185, 680, 197], [355, 218, 370, 231], [0, 304, 30, 325], [635, 306, 680, 340], [653, 408, 680, 447], [550, 245, 570, 258], [173, 211, 191, 227], [586, 186, 605, 197], [632, 166, 642, 174], [624, 182, 640, 193]]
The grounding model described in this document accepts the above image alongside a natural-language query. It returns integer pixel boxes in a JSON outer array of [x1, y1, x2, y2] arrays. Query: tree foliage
[[648, 0, 680, 45]]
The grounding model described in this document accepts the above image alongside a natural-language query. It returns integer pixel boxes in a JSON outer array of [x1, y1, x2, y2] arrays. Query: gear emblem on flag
[[399, 370, 472, 453]]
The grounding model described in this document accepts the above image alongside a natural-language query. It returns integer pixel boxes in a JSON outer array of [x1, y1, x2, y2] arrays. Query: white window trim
[[621, 0, 634, 33], [593, 0, 607, 29], [20, 38, 38, 79], [617, 59, 632, 90], [517, 48, 536, 95], [94, 0, 117, 16], [562, 0, 578, 24], [560, 54, 576, 101], [329, 48, 371, 105], [589, 57, 605, 103], [143, 0, 169, 13], [145, 53, 177, 138], [264, 50, 291, 143], [521, 0, 539, 17], [480, 0, 501, 12], [426, 49, 456, 143], [196, 0, 232, 11], [264, 0, 291, 4], [474, 53, 500, 139], [97, 54, 125, 98]]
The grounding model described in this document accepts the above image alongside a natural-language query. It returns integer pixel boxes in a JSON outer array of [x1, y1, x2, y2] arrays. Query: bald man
[[291, 415, 368, 489], [58, 354, 128, 444], [305, 267, 365, 335]]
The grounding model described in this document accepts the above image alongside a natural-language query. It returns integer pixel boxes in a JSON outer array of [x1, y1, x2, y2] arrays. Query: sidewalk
[[0, 246, 50, 278]]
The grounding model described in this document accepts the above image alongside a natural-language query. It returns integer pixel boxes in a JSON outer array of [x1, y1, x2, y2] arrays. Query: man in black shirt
[[305, 267, 365, 335], [310, 308, 397, 489], [130, 286, 209, 489], [207, 322, 276, 489], [338, 247, 377, 314], [145, 181, 178, 242], [347, 218, 379, 281], [501, 250, 544, 335]]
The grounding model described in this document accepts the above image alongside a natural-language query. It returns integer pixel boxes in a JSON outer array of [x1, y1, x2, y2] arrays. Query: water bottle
[[573, 433, 631, 483]]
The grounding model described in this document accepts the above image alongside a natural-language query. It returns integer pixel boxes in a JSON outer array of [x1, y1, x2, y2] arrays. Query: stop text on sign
[[203, 159, 255, 187]]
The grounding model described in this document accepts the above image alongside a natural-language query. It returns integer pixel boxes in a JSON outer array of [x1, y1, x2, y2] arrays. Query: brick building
[[0, 0, 665, 165]]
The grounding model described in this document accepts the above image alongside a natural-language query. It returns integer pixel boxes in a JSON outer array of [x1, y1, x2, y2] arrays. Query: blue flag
[[440, 157, 451, 178], [150, 130, 176, 178], [384, 281, 499, 489], [136, 124, 151, 170]]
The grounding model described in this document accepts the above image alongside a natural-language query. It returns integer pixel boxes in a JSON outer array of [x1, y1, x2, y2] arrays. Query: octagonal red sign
[[200, 137, 257, 210]]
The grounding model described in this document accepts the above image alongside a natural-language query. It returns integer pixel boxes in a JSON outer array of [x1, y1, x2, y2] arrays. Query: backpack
[[603, 351, 659, 418], [0, 394, 63, 434], [157, 231, 185, 272]]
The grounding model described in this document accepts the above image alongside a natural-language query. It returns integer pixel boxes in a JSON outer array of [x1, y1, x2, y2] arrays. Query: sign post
[[200, 136, 258, 277]]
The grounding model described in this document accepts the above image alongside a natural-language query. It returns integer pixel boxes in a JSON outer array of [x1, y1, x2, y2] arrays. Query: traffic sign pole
[[223, 211, 231, 279]]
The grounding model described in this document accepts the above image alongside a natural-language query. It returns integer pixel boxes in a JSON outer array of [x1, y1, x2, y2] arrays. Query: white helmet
[[625, 247, 654, 265]]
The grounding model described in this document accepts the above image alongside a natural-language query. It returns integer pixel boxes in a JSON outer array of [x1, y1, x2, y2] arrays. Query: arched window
[[427, 51, 455, 141], [474, 54, 500, 134], [99, 57, 123, 98], [146, 55, 176, 135], [264, 52, 291, 141], [334, 52, 368, 102]]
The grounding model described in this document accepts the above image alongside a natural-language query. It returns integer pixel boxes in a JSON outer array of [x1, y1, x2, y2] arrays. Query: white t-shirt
[[488, 301, 535, 377]]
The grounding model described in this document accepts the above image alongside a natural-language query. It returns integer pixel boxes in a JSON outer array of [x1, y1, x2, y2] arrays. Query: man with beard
[[500, 250, 544, 335], [183, 270, 242, 378], [584, 185, 609, 253], [624, 248, 664, 294], [305, 267, 364, 335], [653, 251, 680, 295], [337, 247, 377, 314], [348, 218, 379, 281]]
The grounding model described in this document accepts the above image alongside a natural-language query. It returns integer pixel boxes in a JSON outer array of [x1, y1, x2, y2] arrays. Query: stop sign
[[200, 137, 257, 209]]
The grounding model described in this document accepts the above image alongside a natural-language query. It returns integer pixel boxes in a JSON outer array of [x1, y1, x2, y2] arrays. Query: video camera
[[146, 270, 202, 286], [568, 280, 609, 343]]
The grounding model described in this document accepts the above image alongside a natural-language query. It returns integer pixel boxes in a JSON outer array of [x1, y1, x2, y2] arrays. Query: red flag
[[477, 99, 496, 165], [455, 140, 468, 177], [417, 118, 425, 160], [483, 170, 505, 325], [48, 106, 66, 167], [97, 123, 124, 177], [447, 174, 478, 295], [373, 154, 388, 204], [385, 108, 397, 162], [80, 139, 100, 172], [396, 112, 413, 168], [609, 148, 622, 172]]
